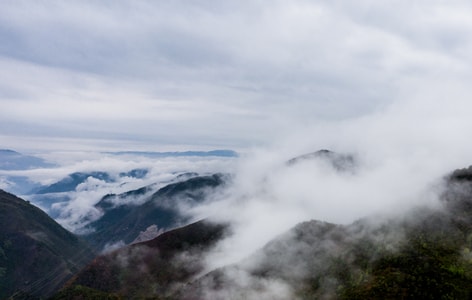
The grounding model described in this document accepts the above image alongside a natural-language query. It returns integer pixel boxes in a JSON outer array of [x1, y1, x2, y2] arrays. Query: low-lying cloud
[[185, 81, 472, 273], [8, 154, 237, 232]]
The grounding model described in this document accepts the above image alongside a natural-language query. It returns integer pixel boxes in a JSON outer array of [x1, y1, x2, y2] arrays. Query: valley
[[2, 149, 472, 299]]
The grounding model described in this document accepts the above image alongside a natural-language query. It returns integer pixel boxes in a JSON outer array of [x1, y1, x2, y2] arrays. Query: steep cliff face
[[0, 190, 94, 299]]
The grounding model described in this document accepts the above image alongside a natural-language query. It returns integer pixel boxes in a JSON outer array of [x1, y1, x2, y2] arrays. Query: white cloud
[[2, 1, 472, 272], [17, 153, 237, 232], [184, 74, 472, 270], [3, 1, 472, 150], [3, 3, 472, 297]]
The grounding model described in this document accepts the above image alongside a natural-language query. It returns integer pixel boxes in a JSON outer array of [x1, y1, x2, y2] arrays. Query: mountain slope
[[0, 190, 95, 299], [55, 164, 472, 299], [84, 173, 228, 251], [58, 220, 228, 299], [180, 167, 472, 299]]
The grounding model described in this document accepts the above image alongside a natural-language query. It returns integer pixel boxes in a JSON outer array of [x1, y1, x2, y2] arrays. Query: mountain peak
[[287, 149, 355, 171]]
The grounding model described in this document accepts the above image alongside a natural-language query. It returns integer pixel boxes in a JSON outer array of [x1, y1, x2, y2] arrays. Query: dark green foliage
[[50, 285, 122, 300], [339, 222, 472, 299], [334, 176, 472, 299]]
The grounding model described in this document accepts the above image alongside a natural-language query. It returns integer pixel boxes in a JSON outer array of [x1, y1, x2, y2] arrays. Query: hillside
[[84, 173, 228, 251], [56, 220, 228, 299], [53, 165, 472, 299], [0, 190, 95, 299], [180, 167, 472, 299]]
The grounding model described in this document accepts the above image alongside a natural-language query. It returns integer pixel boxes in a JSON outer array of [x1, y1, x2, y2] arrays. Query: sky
[[2, 0, 472, 152]]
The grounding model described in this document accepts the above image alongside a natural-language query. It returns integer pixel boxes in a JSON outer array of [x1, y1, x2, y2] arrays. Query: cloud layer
[[185, 77, 472, 269], [0, 152, 236, 232], [3, 1, 472, 150]]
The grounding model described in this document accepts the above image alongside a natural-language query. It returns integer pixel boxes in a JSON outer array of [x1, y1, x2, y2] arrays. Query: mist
[[1, 153, 236, 232], [182, 79, 472, 276]]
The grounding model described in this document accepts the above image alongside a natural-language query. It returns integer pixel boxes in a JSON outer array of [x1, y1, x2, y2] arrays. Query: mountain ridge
[[84, 173, 229, 251], [0, 189, 95, 299], [54, 164, 472, 299]]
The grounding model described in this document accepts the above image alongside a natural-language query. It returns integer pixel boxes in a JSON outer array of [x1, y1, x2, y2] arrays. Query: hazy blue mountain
[[25, 169, 151, 216], [0, 150, 54, 195], [84, 173, 228, 251], [0, 175, 41, 195], [27, 193, 71, 218], [32, 172, 114, 194], [0, 149, 55, 170], [119, 168, 149, 178]]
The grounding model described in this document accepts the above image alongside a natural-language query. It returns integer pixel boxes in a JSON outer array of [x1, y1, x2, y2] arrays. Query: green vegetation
[[294, 192, 472, 299], [48, 166, 472, 299], [50, 285, 122, 300], [338, 224, 472, 299]]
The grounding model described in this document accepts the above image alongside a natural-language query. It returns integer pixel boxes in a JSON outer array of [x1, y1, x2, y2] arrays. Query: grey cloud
[[1, 1, 472, 150], [183, 74, 472, 270]]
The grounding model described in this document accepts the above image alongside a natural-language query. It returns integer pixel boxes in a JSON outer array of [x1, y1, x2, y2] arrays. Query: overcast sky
[[1, 1, 472, 151]]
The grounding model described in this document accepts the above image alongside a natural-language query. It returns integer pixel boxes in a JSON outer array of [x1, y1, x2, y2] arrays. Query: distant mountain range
[[0, 150, 56, 195], [0, 149, 237, 171], [24, 169, 150, 217], [0, 149, 55, 170], [53, 164, 472, 299], [6, 150, 472, 299], [30, 169, 148, 195], [32, 172, 115, 195], [84, 173, 228, 251], [0, 148, 236, 196]]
